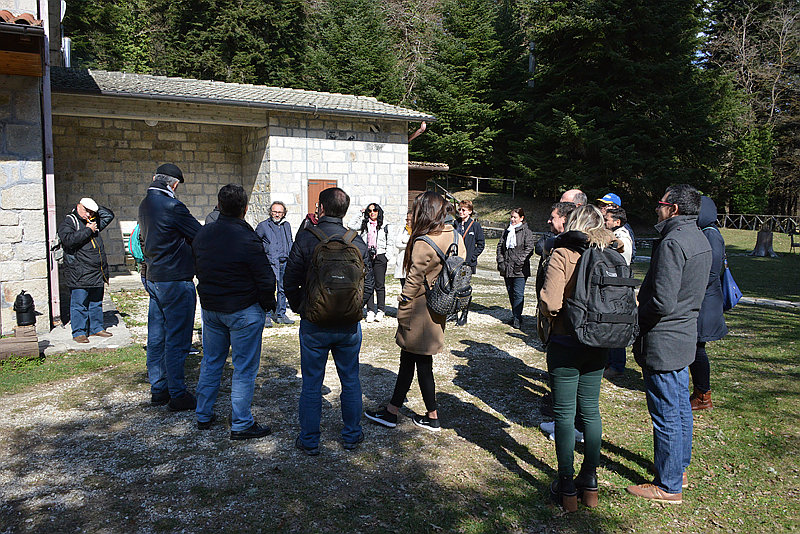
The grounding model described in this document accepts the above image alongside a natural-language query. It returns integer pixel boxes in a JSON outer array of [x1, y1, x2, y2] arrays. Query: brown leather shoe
[[690, 389, 712, 410], [73, 335, 89, 343], [90, 330, 113, 338], [627, 483, 682, 504]]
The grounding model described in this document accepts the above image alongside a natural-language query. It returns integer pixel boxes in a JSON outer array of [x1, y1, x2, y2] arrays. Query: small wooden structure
[[0, 325, 40, 361]]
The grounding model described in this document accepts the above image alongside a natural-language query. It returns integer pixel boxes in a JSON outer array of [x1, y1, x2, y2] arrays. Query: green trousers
[[547, 341, 608, 478]]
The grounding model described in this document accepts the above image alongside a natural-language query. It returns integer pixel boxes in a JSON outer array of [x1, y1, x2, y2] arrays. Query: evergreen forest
[[62, 0, 799, 216]]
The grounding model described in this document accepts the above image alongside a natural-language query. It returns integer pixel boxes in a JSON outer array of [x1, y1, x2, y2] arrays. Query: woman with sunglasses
[[349, 203, 390, 322], [453, 200, 485, 325]]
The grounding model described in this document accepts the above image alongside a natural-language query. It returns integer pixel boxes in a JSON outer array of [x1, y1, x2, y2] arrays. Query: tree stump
[[748, 228, 779, 258], [0, 325, 40, 361]]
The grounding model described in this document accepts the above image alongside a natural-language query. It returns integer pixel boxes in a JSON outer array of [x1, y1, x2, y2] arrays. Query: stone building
[[0, 2, 433, 334]]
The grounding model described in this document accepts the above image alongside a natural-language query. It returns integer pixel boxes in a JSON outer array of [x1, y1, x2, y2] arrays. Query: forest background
[[62, 0, 799, 218]]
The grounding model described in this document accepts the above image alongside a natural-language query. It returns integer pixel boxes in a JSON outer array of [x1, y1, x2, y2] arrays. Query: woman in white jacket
[[393, 212, 412, 287], [349, 203, 392, 322]]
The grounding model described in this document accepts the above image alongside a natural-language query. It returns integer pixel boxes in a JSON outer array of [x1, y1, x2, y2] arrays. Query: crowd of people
[[57, 163, 728, 511]]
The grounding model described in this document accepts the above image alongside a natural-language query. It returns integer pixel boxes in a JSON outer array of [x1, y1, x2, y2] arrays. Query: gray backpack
[[416, 232, 472, 316]]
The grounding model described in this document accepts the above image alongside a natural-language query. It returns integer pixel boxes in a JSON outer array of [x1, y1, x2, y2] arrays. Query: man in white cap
[[57, 197, 115, 343]]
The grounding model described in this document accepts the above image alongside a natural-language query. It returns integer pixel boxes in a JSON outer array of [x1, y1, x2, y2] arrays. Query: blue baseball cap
[[597, 193, 622, 206]]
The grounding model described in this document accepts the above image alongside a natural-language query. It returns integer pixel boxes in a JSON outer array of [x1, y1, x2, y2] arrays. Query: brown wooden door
[[307, 180, 337, 214]]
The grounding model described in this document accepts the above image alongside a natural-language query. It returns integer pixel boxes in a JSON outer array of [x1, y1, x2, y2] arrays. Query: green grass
[[0, 345, 145, 395]]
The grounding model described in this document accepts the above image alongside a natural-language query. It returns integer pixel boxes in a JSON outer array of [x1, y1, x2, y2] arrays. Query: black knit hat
[[155, 163, 184, 183]]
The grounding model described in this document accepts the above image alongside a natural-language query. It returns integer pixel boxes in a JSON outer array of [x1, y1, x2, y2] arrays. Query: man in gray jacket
[[628, 184, 712, 504]]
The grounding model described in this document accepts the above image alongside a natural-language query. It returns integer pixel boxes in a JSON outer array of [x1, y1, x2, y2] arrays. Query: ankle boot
[[690, 388, 713, 411], [550, 475, 578, 512], [574, 466, 599, 508]]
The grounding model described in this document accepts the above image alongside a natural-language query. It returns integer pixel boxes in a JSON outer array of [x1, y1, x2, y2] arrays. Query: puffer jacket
[[138, 179, 202, 282], [696, 196, 728, 342], [58, 205, 114, 288], [496, 222, 536, 278]]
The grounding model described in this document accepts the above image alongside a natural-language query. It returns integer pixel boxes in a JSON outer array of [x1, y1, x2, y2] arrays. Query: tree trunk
[[748, 229, 779, 258]]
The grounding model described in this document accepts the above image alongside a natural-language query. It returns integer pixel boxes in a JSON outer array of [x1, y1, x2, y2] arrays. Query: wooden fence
[[717, 214, 799, 233]]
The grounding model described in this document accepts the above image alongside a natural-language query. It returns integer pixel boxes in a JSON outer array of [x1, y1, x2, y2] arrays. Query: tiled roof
[[0, 10, 42, 26], [50, 67, 435, 122], [409, 161, 450, 171]]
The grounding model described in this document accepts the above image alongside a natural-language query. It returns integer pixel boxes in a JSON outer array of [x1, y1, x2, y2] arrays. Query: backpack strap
[[343, 229, 358, 244], [446, 229, 459, 256], [416, 235, 447, 262], [306, 225, 330, 243]]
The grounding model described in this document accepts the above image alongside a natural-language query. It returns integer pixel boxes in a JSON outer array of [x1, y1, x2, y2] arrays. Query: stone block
[[15, 89, 41, 123], [24, 260, 48, 279], [18, 211, 45, 242], [0, 210, 19, 226], [14, 241, 45, 261], [0, 243, 12, 261], [0, 261, 23, 281], [79, 117, 103, 128], [0, 226, 22, 243], [6, 124, 42, 157], [20, 160, 42, 182], [0, 92, 10, 120]]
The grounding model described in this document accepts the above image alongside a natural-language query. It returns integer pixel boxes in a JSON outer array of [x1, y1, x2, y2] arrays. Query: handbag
[[721, 254, 742, 311]]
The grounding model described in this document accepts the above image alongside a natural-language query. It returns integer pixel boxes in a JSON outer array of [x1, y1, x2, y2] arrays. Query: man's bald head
[[560, 189, 587, 206]]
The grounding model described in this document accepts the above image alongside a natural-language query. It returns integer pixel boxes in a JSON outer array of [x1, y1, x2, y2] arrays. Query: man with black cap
[[138, 163, 202, 411], [58, 197, 115, 343]]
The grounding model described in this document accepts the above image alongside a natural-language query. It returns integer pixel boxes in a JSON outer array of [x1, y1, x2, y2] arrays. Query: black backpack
[[303, 227, 366, 327], [416, 232, 472, 316], [563, 246, 639, 348]]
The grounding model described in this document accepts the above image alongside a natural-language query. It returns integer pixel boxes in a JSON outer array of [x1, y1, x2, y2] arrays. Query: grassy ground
[[2, 243, 799, 532]]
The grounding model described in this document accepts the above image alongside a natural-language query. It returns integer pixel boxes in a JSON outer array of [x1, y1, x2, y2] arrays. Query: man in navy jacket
[[255, 201, 294, 325], [138, 163, 202, 412], [193, 184, 276, 440]]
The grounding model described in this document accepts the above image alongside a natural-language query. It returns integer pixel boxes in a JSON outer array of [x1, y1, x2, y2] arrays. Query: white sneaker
[[366, 310, 376, 323], [539, 421, 584, 443], [375, 310, 385, 322]]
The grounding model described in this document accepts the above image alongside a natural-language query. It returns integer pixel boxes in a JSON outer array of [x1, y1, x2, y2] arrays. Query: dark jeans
[[547, 341, 607, 478], [689, 341, 710, 393], [504, 276, 527, 321], [390, 350, 436, 413], [608, 347, 627, 372], [272, 260, 288, 318], [366, 253, 388, 312]]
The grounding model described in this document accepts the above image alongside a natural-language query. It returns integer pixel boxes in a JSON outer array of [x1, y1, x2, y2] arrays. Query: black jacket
[[696, 197, 728, 342], [284, 216, 374, 320], [193, 215, 276, 313], [496, 222, 537, 278], [455, 217, 485, 273], [634, 215, 712, 371], [58, 205, 114, 288], [138, 179, 202, 282]]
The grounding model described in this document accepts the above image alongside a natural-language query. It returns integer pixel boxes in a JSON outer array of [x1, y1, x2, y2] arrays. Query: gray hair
[[154, 174, 180, 187], [270, 201, 287, 214]]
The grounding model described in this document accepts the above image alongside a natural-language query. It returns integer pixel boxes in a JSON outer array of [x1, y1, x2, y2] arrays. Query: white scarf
[[506, 223, 521, 249]]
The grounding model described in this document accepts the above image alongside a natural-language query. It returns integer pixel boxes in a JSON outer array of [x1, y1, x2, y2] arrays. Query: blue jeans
[[145, 279, 197, 398], [196, 304, 266, 431], [272, 261, 287, 318], [70, 287, 104, 337], [504, 276, 527, 321], [643, 367, 693, 493], [608, 347, 626, 372], [298, 319, 363, 448]]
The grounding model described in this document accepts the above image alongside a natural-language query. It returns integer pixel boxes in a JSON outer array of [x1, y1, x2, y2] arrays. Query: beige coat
[[395, 227, 466, 355]]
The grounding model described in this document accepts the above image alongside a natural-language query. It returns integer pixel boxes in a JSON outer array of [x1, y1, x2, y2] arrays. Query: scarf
[[506, 222, 522, 249], [367, 219, 378, 249]]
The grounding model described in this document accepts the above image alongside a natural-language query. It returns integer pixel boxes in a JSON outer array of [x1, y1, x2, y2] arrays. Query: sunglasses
[[368, 208, 379, 213]]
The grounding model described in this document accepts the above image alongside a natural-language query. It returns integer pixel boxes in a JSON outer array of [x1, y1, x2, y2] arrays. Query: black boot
[[550, 475, 578, 512], [574, 466, 598, 508]]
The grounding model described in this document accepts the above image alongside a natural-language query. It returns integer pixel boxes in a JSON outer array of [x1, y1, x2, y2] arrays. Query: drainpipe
[[408, 121, 427, 143], [39, 0, 61, 327]]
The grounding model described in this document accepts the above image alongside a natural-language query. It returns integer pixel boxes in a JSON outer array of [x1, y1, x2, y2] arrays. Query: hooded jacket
[[696, 197, 728, 342], [58, 205, 114, 288], [634, 215, 712, 371]]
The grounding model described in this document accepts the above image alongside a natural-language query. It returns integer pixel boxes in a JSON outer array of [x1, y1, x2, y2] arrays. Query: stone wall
[[0, 74, 49, 335], [266, 113, 409, 232], [52, 117, 244, 268], [0, 0, 38, 14], [242, 127, 269, 227]]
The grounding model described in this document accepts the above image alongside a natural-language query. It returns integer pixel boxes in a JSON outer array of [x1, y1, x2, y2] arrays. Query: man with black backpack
[[284, 187, 374, 455]]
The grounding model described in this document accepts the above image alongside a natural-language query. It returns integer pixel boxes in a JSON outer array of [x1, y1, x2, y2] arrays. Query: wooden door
[[307, 180, 337, 215]]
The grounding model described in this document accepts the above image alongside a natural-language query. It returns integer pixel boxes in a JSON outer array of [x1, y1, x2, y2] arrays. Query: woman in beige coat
[[365, 192, 465, 432]]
